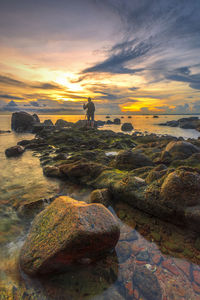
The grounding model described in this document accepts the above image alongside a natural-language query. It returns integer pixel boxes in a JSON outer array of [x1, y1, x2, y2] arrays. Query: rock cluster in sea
[[159, 116, 200, 130], [6, 111, 200, 281]]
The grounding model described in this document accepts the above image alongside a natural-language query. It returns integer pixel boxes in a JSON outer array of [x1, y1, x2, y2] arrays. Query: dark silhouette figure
[[83, 97, 95, 127]]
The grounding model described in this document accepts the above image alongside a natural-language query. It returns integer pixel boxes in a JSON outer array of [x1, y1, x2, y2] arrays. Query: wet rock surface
[[11, 111, 40, 132], [121, 123, 134, 131], [5, 145, 25, 157], [4, 116, 200, 299], [159, 117, 200, 131], [13, 122, 200, 233], [20, 196, 120, 275]]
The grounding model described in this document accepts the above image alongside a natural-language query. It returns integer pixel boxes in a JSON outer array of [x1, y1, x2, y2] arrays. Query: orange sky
[[0, 0, 200, 114]]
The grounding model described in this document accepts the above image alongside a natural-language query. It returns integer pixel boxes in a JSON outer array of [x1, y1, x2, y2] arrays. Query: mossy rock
[[163, 241, 184, 253], [151, 231, 161, 242]]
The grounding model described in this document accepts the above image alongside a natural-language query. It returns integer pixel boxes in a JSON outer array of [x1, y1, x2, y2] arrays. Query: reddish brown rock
[[162, 259, 180, 276], [175, 260, 191, 279], [192, 282, 200, 294], [152, 254, 162, 265], [20, 196, 120, 276]]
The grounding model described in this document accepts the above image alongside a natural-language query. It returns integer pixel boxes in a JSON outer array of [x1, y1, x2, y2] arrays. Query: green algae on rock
[[20, 196, 120, 276]]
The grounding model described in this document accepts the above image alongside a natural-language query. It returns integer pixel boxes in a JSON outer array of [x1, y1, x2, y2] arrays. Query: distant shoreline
[[0, 112, 200, 116]]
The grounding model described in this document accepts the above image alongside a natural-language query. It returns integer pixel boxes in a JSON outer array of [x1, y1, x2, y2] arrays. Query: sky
[[0, 0, 200, 114]]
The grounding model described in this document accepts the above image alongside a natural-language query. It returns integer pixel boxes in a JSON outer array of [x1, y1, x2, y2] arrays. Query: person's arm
[[83, 103, 88, 110]]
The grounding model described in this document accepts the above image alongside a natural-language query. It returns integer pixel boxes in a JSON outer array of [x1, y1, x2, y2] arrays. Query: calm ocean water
[[1, 113, 200, 139], [1, 113, 200, 299]]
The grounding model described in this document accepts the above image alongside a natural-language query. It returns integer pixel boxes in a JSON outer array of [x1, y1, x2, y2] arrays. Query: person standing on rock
[[83, 97, 95, 127]]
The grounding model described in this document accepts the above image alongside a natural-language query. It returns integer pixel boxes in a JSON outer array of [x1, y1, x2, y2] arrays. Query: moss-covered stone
[[20, 196, 120, 275]]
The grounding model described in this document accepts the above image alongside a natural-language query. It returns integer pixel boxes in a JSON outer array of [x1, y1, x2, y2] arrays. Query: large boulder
[[160, 169, 200, 208], [121, 123, 133, 131], [5, 145, 25, 157], [160, 141, 200, 163], [114, 150, 154, 170], [59, 160, 106, 183], [11, 111, 37, 132], [165, 141, 200, 158], [19, 196, 120, 275]]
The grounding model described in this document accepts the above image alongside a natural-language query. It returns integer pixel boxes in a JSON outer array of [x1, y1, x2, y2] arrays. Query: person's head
[[88, 97, 92, 102]]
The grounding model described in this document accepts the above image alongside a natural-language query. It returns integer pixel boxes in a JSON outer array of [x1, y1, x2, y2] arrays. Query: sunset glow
[[0, 0, 200, 114]]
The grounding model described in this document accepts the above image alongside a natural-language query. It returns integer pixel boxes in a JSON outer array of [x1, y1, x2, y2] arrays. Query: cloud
[[0, 75, 26, 87], [166, 67, 200, 90], [31, 82, 62, 90], [0, 94, 24, 100], [82, 40, 151, 74]]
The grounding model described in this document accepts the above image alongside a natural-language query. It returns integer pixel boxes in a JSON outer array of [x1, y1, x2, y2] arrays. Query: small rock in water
[[132, 265, 162, 300], [5, 145, 25, 157], [121, 123, 133, 131]]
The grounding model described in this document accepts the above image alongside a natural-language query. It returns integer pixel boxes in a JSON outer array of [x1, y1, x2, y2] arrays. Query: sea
[[1, 113, 200, 299]]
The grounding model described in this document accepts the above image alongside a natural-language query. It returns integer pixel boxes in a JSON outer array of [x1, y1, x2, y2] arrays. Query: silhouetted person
[[83, 97, 95, 127]]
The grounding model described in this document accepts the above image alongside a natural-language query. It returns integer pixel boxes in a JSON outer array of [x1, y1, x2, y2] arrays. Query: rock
[[146, 167, 167, 184], [96, 120, 106, 127], [0, 130, 11, 134], [121, 123, 133, 131], [11, 111, 37, 132], [19, 196, 120, 275], [52, 153, 68, 161], [136, 250, 150, 261], [59, 160, 106, 183], [164, 141, 200, 159], [17, 199, 47, 218], [160, 169, 200, 208], [106, 120, 114, 124], [5, 145, 25, 157], [132, 265, 162, 300], [113, 118, 121, 125], [17, 140, 31, 146], [43, 119, 53, 126], [55, 119, 72, 127], [43, 166, 63, 178], [115, 150, 154, 170], [119, 229, 138, 242], [32, 113, 40, 122], [116, 241, 132, 263], [90, 188, 111, 206], [153, 115, 159, 118]]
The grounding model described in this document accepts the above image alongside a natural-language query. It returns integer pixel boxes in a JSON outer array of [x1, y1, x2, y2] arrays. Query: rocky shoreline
[[3, 111, 200, 298], [9, 113, 200, 231]]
